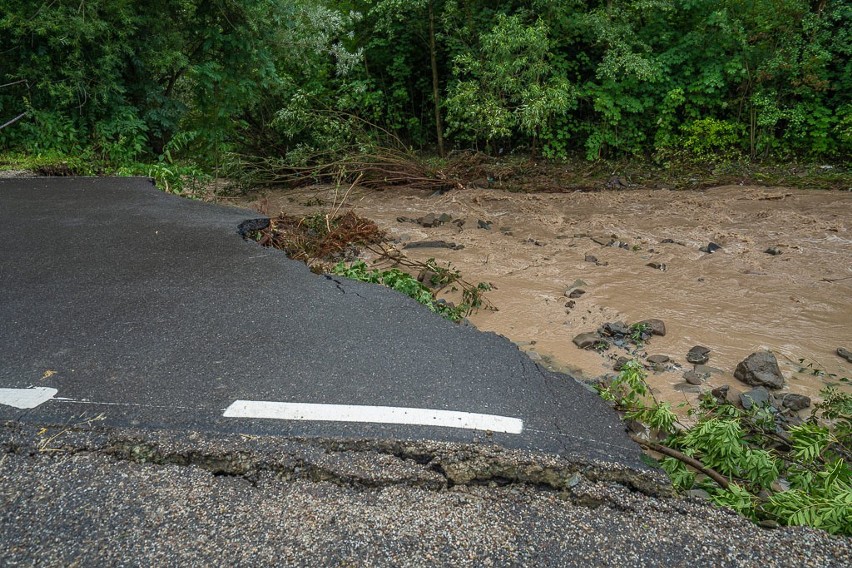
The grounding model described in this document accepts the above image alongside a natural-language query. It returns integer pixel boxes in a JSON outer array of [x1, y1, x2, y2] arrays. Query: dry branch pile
[[253, 211, 385, 269], [230, 149, 522, 193]]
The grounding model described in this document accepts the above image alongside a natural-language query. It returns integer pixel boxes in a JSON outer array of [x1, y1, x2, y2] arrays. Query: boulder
[[740, 387, 771, 410], [711, 385, 729, 403], [685, 489, 711, 500], [673, 383, 702, 394], [734, 351, 786, 390], [781, 393, 811, 411], [573, 333, 599, 349], [647, 354, 670, 364], [601, 321, 630, 336], [683, 371, 704, 385], [699, 242, 722, 253], [417, 268, 441, 289], [725, 387, 744, 407], [613, 356, 631, 371], [686, 346, 711, 365], [693, 364, 722, 376], [837, 347, 852, 363], [637, 319, 666, 337], [417, 213, 442, 227]]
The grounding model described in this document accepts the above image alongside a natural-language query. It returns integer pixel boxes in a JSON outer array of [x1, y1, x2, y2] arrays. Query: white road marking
[[0, 387, 58, 409], [223, 401, 524, 434]]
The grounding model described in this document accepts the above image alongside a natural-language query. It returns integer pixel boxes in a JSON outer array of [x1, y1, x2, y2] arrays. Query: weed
[[332, 260, 483, 322], [629, 322, 649, 345]]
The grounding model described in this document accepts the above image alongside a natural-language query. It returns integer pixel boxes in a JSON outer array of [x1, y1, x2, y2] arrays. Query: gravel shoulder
[[2, 423, 851, 567]]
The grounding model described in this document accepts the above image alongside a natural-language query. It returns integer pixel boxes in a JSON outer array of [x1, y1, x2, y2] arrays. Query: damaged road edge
[[1, 421, 671, 501]]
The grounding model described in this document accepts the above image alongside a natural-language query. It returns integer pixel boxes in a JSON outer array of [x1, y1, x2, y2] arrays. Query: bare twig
[[0, 79, 28, 89], [0, 112, 27, 131], [327, 172, 363, 232]]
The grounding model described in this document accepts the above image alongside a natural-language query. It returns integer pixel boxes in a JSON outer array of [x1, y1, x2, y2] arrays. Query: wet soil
[[235, 185, 852, 410]]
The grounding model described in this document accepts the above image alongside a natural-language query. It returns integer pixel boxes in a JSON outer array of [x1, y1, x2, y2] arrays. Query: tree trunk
[[429, 1, 445, 158]]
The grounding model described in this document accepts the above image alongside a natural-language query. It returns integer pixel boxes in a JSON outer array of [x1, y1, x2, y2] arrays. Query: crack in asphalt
[[0, 422, 671, 500]]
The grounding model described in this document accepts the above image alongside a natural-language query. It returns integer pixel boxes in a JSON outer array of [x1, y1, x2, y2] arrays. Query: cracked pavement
[[2, 423, 850, 567]]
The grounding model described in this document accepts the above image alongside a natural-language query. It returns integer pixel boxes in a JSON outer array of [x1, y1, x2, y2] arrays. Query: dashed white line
[[0, 387, 58, 409], [223, 401, 524, 434]]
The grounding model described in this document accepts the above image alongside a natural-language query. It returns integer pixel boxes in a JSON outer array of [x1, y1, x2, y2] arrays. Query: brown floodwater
[[238, 185, 852, 411]]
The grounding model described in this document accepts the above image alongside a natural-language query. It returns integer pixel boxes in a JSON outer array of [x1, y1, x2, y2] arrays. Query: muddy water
[[239, 185, 852, 409]]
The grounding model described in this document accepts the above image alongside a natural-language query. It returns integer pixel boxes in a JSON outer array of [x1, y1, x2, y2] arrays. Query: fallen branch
[[630, 433, 731, 490]]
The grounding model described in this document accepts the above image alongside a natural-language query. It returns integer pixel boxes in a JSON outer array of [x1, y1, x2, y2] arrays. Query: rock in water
[[740, 387, 771, 410], [686, 346, 711, 365], [601, 321, 630, 336], [573, 332, 599, 349], [613, 356, 630, 371], [417, 213, 441, 227], [734, 351, 786, 390], [781, 393, 811, 411], [711, 385, 729, 403], [637, 319, 667, 337], [837, 347, 852, 363], [683, 371, 704, 385]]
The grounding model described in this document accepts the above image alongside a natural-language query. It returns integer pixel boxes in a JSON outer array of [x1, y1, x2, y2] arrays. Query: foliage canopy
[[1, 1, 849, 167]]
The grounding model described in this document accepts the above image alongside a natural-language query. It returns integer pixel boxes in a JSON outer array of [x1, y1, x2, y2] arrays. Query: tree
[[444, 13, 576, 154]]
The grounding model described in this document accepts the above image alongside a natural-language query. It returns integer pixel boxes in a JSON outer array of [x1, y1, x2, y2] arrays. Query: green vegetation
[[331, 259, 491, 322], [2, 1, 849, 180], [599, 360, 852, 535]]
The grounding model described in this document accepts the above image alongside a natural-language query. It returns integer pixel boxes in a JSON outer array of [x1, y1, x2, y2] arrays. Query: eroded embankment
[[1, 421, 671, 502]]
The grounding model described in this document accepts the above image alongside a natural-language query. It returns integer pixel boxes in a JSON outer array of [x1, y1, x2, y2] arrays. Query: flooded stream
[[239, 185, 852, 410]]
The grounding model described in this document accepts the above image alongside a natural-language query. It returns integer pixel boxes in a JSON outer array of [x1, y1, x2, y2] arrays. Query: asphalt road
[[0, 176, 642, 467], [2, 177, 850, 566]]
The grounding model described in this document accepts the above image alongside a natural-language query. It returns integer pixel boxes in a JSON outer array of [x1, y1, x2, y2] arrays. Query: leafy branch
[[600, 360, 852, 535]]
